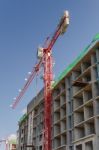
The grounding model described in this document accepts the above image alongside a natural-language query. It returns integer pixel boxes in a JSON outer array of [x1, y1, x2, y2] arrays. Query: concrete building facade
[[17, 34, 99, 150], [27, 89, 44, 150], [17, 114, 28, 150]]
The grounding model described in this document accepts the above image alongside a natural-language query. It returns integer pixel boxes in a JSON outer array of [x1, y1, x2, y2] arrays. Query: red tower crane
[[11, 11, 69, 150]]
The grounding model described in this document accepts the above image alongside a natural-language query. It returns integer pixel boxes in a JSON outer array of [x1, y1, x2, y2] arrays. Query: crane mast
[[42, 11, 69, 150], [43, 48, 53, 150], [11, 11, 69, 150]]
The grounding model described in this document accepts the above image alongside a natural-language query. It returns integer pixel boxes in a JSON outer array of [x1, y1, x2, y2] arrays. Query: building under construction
[[17, 34, 99, 150]]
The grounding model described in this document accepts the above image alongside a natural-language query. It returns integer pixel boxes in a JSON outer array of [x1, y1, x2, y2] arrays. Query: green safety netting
[[92, 33, 99, 41], [19, 113, 27, 125], [52, 34, 99, 88]]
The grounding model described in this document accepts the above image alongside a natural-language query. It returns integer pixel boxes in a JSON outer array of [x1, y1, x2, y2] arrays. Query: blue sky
[[0, 0, 99, 148]]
